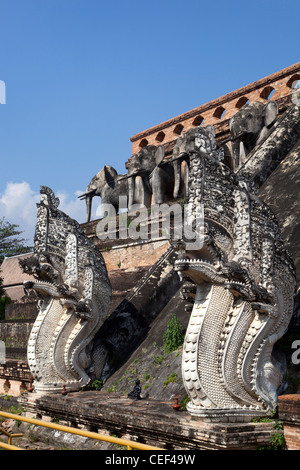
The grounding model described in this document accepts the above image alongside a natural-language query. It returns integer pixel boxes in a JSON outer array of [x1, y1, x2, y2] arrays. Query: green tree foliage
[[0, 218, 30, 319], [163, 314, 184, 353], [0, 275, 5, 298], [0, 217, 32, 263], [0, 277, 11, 320], [0, 295, 12, 320]]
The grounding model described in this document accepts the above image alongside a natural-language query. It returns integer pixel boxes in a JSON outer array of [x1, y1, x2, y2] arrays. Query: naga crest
[[20, 186, 111, 394], [174, 126, 296, 422]]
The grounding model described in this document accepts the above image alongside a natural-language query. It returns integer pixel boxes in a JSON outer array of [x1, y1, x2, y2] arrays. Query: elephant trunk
[[173, 158, 182, 199], [231, 136, 253, 170], [78, 188, 96, 200], [231, 140, 241, 171], [78, 188, 96, 223], [86, 193, 93, 223], [128, 175, 135, 210]]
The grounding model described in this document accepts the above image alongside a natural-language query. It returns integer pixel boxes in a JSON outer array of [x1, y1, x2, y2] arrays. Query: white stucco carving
[[174, 126, 296, 422], [21, 186, 111, 394]]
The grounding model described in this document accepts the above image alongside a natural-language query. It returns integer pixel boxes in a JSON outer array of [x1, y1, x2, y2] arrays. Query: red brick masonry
[[130, 62, 300, 156], [278, 394, 300, 450]]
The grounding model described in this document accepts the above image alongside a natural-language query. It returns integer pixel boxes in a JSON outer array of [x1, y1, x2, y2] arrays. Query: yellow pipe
[[0, 426, 23, 446], [0, 411, 163, 450], [8, 434, 23, 446], [0, 441, 23, 450], [0, 427, 23, 439]]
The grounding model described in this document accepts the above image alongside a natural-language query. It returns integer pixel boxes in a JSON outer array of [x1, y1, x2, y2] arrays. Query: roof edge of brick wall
[[130, 62, 300, 143]]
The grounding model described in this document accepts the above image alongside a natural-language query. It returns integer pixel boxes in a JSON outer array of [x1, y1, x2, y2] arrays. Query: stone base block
[[19, 391, 277, 450], [187, 405, 267, 423]]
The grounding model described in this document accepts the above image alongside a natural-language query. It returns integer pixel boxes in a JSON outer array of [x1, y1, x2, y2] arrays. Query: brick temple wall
[[130, 62, 300, 157], [0, 361, 31, 396], [5, 301, 38, 320], [278, 394, 300, 450]]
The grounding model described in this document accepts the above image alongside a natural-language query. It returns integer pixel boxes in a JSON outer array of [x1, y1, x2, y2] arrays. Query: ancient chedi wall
[[0, 253, 38, 320], [130, 62, 300, 158], [278, 395, 300, 450]]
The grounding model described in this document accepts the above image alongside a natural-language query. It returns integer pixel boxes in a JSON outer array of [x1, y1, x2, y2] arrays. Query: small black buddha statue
[[128, 379, 141, 400]]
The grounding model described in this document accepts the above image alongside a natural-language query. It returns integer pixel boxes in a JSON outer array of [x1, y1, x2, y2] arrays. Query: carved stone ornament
[[174, 126, 296, 422], [20, 186, 112, 394]]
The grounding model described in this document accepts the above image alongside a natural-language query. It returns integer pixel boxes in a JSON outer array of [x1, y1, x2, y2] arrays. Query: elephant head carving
[[229, 101, 278, 170], [80, 145, 176, 223], [126, 145, 174, 208], [172, 125, 221, 199], [79, 165, 128, 222]]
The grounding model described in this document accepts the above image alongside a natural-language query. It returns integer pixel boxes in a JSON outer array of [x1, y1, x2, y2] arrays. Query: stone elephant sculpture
[[79, 165, 128, 222], [172, 125, 218, 199], [229, 100, 278, 170], [125, 145, 175, 208]]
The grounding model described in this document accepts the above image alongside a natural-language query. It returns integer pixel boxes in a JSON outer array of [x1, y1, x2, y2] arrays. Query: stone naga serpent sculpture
[[173, 126, 296, 422], [20, 186, 111, 394]]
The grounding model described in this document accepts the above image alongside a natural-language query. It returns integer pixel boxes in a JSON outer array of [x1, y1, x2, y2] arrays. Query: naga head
[[20, 186, 111, 394], [172, 126, 296, 420]]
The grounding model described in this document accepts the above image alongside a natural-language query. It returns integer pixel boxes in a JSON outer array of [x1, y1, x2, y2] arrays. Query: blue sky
[[0, 0, 299, 244]]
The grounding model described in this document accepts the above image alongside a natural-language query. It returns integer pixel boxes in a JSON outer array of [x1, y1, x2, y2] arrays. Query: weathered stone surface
[[0, 360, 30, 381], [79, 165, 128, 222], [229, 100, 278, 170], [19, 391, 277, 450], [0, 320, 34, 349], [173, 125, 296, 421], [259, 139, 300, 287], [100, 311, 186, 400], [90, 242, 183, 383], [238, 101, 300, 187], [1, 64, 298, 450]]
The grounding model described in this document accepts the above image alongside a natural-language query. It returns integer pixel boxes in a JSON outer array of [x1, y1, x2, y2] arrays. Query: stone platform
[[19, 391, 276, 450]]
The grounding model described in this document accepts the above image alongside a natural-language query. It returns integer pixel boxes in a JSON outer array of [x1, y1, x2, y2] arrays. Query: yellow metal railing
[[0, 425, 23, 447], [0, 410, 163, 450]]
